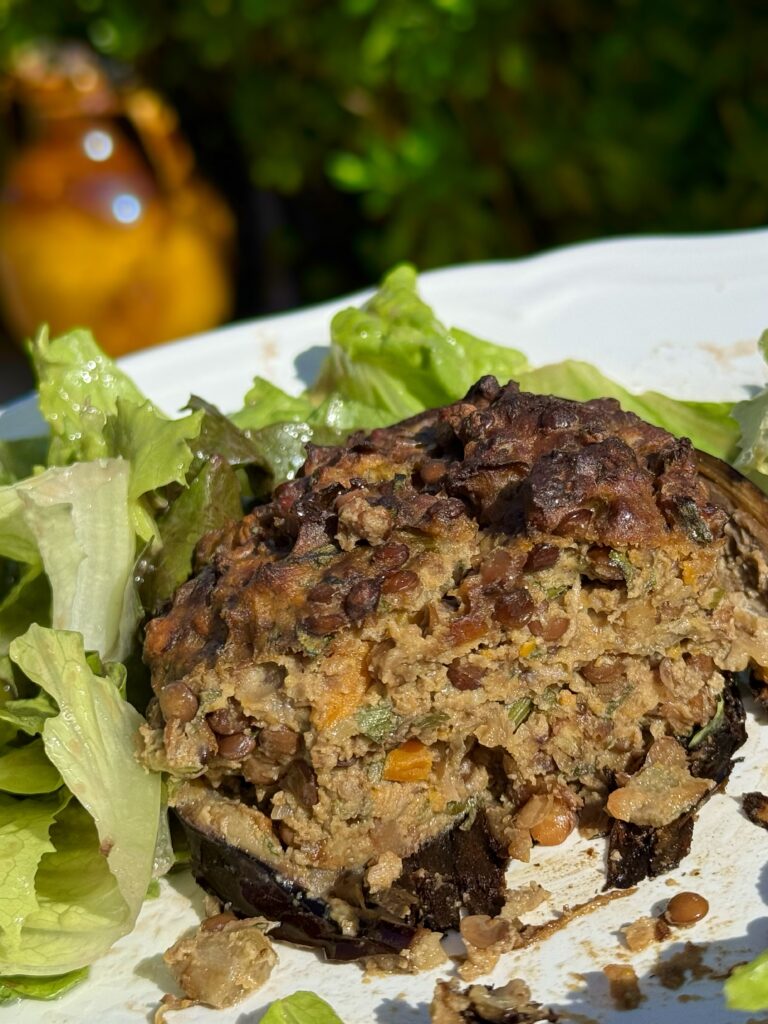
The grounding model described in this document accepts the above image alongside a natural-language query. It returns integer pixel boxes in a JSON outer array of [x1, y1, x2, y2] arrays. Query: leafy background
[[3, 0, 768, 312], [1, 0, 767, 319]]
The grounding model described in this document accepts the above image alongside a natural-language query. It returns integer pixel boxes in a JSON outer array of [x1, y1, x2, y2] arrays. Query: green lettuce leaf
[[103, 400, 203, 542], [28, 326, 148, 466], [106, 400, 202, 501], [0, 461, 140, 662], [725, 949, 768, 1011], [731, 330, 768, 489], [0, 567, 49, 658], [0, 694, 57, 737], [316, 263, 529, 419], [29, 326, 203, 544], [142, 456, 242, 613], [245, 421, 317, 486], [260, 991, 345, 1024], [0, 626, 161, 974], [0, 790, 68, 951], [0, 966, 88, 1002], [0, 439, 48, 488], [187, 394, 272, 469], [0, 740, 61, 795], [230, 377, 317, 432], [232, 386, 387, 488]]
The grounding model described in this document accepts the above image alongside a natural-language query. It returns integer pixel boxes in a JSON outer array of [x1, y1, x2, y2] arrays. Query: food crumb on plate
[[620, 914, 671, 952], [743, 791, 768, 830], [602, 963, 644, 1011], [652, 942, 711, 990], [161, 914, 277, 1010]]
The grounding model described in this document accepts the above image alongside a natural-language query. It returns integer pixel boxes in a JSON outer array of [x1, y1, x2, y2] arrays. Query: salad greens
[[726, 949, 768, 1011], [1, 262, 768, 1007], [260, 991, 345, 1024], [0, 967, 89, 1002], [0, 460, 139, 662], [234, 264, 745, 471]]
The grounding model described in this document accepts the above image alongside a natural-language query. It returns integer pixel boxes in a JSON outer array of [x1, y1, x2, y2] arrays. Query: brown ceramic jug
[[0, 43, 235, 356]]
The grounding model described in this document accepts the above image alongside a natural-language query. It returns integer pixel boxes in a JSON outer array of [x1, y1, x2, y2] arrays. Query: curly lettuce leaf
[[232, 381, 388, 487], [29, 326, 203, 544], [317, 263, 529, 419], [260, 991, 345, 1024], [142, 455, 242, 613], [103, 400, 203, 542], [231, 377, 317, 432], [0, 461, 139, 663], [0, 626, 162, 975], [725, 949, 768, 1011], [28, 326, 147, 465]]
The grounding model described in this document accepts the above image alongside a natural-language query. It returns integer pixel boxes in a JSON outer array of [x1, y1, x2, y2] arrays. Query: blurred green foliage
[[2, 0, 768, 304]]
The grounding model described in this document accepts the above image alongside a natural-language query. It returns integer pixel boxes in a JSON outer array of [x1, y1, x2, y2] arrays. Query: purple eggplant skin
[[687, 675, 747, 785], [605, 676, 747, 890], [179, 815, 416, 962], [398, 808, 508, 931], [178, 805, 510, 961]]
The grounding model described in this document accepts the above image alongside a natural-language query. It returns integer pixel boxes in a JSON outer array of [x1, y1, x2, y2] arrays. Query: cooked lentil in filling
[[141, 377, 768, 944]]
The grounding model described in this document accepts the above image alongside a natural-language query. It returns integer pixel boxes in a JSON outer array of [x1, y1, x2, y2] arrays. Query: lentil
[[663, 892, 709, 926], [158, 681, 199, 723]]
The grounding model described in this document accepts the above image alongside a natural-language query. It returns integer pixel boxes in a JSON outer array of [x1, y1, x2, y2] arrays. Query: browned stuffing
[[141, 377, 768, 959]]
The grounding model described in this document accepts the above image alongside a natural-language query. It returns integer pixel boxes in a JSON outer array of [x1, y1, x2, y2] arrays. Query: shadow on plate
[[294, 346, 329, 388], [163, 866, 208, 914], [134, 953, 183, 1024], [549, 917, 768, 1024], [373, 997, 431, 1023]]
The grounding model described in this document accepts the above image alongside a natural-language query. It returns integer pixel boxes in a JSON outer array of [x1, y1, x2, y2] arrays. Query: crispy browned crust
[[145, 376, 723, 680]]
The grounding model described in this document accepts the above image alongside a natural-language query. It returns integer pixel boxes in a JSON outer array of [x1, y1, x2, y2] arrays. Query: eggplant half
[[143, 381, 768, 961], [178, 804, 506, 961]]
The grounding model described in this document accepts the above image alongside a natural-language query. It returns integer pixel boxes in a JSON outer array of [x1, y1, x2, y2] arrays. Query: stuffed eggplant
[[141, 376, 768, 960]]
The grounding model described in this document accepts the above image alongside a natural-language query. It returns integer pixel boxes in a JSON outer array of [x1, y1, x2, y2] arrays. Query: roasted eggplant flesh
[[606, 677, 747, 889], [179, 806, 507, 959], [180, 814, 416, 962], [143, 379, 768, 957], [390, 809, 506, 931]]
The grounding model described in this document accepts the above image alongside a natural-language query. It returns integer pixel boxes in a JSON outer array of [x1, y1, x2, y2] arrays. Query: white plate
[[3, 229, 768, 1024]]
